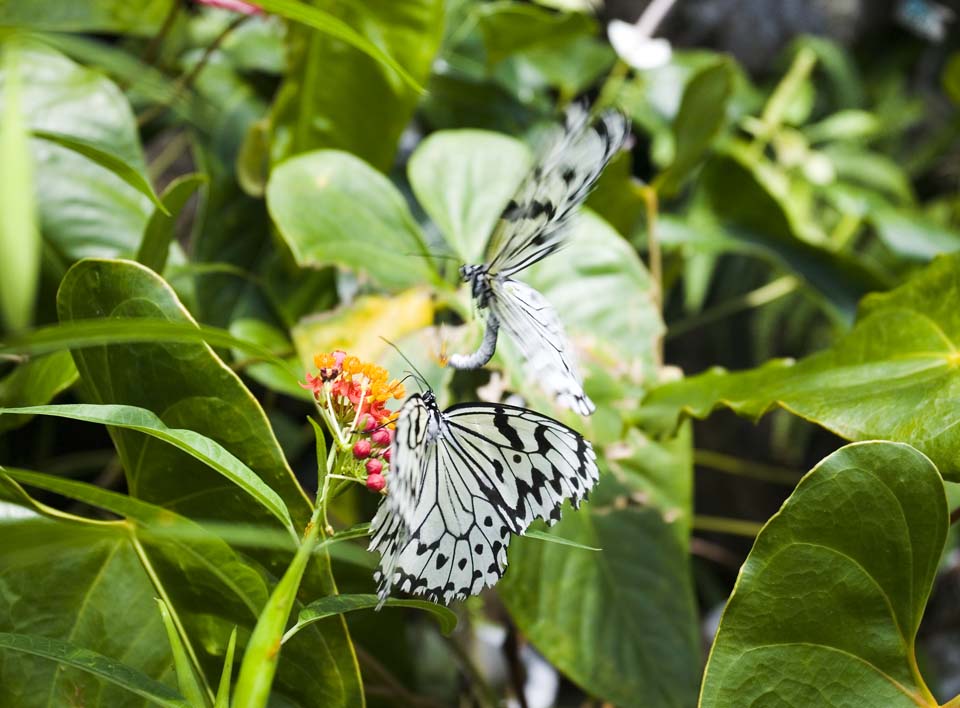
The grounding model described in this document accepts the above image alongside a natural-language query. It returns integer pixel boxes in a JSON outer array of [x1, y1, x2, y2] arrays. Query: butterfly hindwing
[[370, 396, 599, 605], [490, 278, 594, 415]]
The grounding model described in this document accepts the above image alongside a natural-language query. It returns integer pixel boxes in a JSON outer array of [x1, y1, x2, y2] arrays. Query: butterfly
[[368, 389, 600, 606], [445, 106, 630, 416]]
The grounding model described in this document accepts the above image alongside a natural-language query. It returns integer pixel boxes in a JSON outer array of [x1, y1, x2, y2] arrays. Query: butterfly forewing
[[483, 108, 630, 278], [370, 396, 599, 605]]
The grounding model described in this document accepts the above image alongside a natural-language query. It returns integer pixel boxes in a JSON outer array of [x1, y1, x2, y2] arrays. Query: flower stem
[[231, 504, 323, 708]]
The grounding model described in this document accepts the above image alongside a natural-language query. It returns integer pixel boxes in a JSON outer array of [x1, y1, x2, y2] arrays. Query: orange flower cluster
[[302, 350, 405, 428]]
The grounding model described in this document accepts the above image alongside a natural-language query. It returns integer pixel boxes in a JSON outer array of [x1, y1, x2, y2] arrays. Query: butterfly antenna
[[380, 337, 430, 390]]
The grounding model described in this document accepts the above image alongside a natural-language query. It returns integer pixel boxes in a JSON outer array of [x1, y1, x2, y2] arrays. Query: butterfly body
[[369, 391, 599, 605], [446, 107, 629, 415]]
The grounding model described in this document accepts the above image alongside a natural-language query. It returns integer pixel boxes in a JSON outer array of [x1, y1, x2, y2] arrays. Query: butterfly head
[[421, 389, 438, 410], [460, 264, 492, 308]]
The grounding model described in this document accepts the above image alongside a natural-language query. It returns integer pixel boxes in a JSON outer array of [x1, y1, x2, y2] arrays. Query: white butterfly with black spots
[[446, 106, 630, 416], [368, 389, 599, 606]]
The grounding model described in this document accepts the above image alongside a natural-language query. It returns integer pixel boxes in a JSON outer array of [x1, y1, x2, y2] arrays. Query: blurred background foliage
[[0, 0, 959, 706]]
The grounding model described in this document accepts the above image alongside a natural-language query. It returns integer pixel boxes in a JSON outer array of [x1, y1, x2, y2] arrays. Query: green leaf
[[0, 318, 297, 377], [285, 594, 458, 642], [8, 42, 151, 262], [0, 632, 190, 708], [0, 40, 41, 332], [267, 151, 438, 291], [255, 0, 425, 94], [55, 259, 311, 522], [1, 466, 271, 615], [699, 442, 946, 707], [0, 520, 176, 707], [523, 528, 600, 551], [137, 173, 208, 273], [475, 2, 595, 66], [0, 403, 295, 535], [268, 0, 442, 170], [0, 0, 174, 35], [655, 59, 734, 197], [55, 258, 363, 707], [156, 600, 209, 708], [214, 628, 237, 708], [869, 206, 960, 261], [32, 130, 166, 213], [408, 129, 531, 264], [499, 477, 700, 708], [0, 350, 76, 434], [643, 252, 960, 482]]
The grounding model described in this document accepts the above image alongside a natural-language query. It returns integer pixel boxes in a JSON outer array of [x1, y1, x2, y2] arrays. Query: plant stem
[[640, 186, 664, 365], [130, 530, 216, 704], [693, 448, 800, 485], [137, 14, 250, 127], [231, 503, 324, 708], [666, 276, 798, 340], [692, 515, 765, 538], [750, 47, 818, 158]]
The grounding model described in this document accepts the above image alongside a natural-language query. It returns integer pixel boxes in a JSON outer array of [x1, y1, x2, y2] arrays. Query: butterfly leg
[[446, 314, 500, 369]]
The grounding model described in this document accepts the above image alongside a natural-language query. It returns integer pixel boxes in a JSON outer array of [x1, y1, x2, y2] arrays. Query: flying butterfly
[[368, 387, 600, 606], [445, 106, 630, 416]]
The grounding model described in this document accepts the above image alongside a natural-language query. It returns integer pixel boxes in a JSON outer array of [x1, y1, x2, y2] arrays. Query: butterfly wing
[[368, 394, 432, 604], [490, 278, 594, 415], [483, 108, 629, 278], [371, 400, 599, 605]]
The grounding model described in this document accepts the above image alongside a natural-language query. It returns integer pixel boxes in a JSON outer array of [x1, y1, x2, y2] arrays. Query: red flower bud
[[365, 458, 383, 475], [352, 439, 371, 459], [357, 415, 377, 432], [366, 473, 386, 492], [371, 428, 391, 446], [383, 448, 391, 463]]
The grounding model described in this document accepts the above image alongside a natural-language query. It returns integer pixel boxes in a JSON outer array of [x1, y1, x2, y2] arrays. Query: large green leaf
[[499, 477, 700, 708], [56, 259, 308, 523], [700, 442, 947, 707], [643, 252, 960, 482], [55, 258, 364, 707], [268, 0, 441, 170], [5, 42, 151, 262], [0, 404, 295, 534], [0, 633, 189, 708], [0, 519, 176, 707], [267, 150, 439, 291], [0, 40, 41, 332], [408, 129, 531, 264], [0, 0, 174, 34]]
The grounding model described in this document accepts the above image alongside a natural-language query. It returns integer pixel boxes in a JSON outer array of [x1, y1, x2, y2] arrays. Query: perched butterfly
[[368, 389, 600, 606], [445, 106, 630, 416]]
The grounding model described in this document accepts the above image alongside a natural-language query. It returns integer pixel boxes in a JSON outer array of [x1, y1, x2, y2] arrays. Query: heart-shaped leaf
[[700, 441, 947, 707]]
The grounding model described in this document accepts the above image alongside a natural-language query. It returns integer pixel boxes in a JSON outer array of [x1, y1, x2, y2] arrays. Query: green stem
[[692, 515, 764, 538], [231, 504, 324, 708], [130, 531, 215, 705], [750, 47, 818, 158], [693, 448, 800, 485], [666, 276, 798, 340]]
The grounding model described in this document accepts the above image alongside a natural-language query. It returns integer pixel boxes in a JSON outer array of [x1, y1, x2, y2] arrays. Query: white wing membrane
[[370, 397, 599, 605], [484, 108, 629, 277], [447, 108, 629, 414], [491, 279, 594, 415]]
